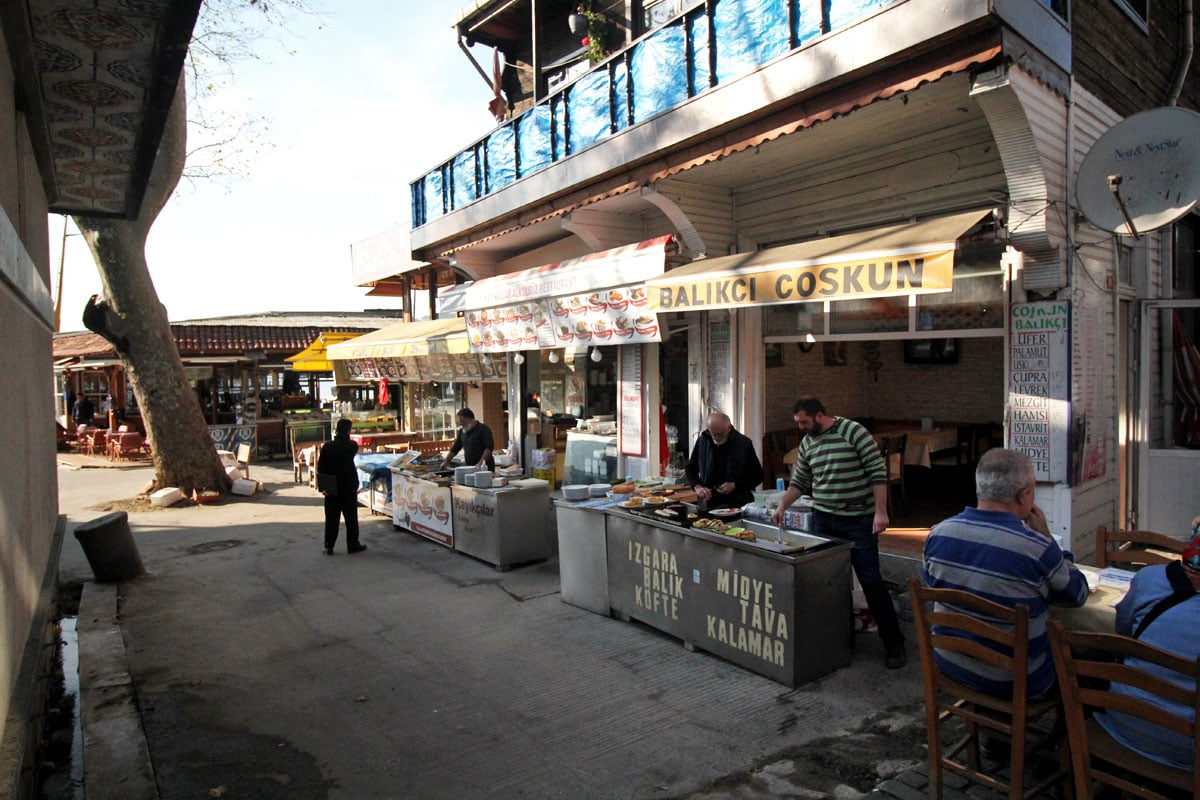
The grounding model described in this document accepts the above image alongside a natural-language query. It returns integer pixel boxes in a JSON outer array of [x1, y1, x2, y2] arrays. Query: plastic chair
[[1047, 619, 1199, 800], [879, 433, 907, 515], [1094, 525, 1184, 570], [908, 579, 1069, 799]]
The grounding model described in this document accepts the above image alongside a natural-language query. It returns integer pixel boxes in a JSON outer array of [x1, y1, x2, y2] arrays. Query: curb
[[76, 582, 156, 800]]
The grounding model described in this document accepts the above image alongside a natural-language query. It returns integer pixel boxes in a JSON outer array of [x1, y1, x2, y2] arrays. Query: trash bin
[[73, 511, 146, 583]]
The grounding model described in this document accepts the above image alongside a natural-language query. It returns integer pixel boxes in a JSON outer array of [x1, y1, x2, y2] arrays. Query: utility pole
[[53, 215, 68, 332]]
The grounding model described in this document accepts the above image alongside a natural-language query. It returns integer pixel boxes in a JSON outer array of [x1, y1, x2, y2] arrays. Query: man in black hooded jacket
[[685, 412, 764, 509]]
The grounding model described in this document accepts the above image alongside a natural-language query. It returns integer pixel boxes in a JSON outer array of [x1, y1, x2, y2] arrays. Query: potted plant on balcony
[[572, 4, 612, 65]]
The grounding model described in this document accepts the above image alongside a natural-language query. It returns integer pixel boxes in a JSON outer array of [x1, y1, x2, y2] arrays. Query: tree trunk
[[74, 77, 230, 495]]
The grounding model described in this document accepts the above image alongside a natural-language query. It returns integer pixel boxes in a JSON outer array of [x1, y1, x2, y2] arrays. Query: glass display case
[[563, 432, 618, 485]]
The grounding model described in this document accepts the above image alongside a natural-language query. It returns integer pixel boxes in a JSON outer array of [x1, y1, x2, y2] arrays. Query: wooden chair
[[234, 443, 252, 480], [110, 432, 145, 461], [1047, 620, 1199, 800], [879, 433, 907, 515], [931, 424, 979, 468], [908, 579, 1068, 799], [1094, 525, 1184, 570]]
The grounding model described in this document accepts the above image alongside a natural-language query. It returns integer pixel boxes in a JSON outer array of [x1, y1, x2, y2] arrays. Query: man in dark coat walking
[[317, 418, 366, 555], [685, 412, 764, 509]]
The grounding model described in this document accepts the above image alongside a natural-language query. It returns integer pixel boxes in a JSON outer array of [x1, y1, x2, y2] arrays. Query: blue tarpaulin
[[568, 67, 612, 153], [631, 22, 688, 123], [713, 0, 790, 84], [826, 0, 894, 33], [451, 148, 478, 209], [517, 104, 552, 177], [485, 125, 515, 192], [422, 169, 444, 222]]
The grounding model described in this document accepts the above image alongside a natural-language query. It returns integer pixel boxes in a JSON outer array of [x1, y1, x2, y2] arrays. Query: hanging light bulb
[[548, 350, 560, 363], [804, 332, 816, 344], [513, 352, 525, 365], [480, 353, 492, 366], [590, 347, 602, 362]]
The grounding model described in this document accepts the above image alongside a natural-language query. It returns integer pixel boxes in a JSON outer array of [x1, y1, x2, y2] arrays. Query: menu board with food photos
[[338, 354, 505, 384], [465, 285, 661, 353]]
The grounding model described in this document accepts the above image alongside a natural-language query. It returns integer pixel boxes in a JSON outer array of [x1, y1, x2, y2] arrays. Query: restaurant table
[[782, 427, 959, 469], [554, 497, 854, 687], [1049, 566, 1125, 633]]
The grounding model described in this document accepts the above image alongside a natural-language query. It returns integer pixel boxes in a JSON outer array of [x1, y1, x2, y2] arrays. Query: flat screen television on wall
[[904, 338, 959, 364]]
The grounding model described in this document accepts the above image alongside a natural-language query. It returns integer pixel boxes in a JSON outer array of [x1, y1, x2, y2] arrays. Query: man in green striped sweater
[[772, 397, 907, 668]]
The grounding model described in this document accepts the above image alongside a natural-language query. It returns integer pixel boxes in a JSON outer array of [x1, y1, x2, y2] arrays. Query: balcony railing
[[411, 0, 900, 229]]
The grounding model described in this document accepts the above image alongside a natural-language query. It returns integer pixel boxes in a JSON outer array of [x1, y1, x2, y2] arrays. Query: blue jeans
[[810, 509, 905, 652]]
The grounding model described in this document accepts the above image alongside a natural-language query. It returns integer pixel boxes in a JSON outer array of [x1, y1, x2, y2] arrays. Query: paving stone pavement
[[53, 458, 1062, 800]]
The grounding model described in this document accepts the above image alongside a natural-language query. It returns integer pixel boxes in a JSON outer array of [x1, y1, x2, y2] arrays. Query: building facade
[[371, 0, 1197, 553]]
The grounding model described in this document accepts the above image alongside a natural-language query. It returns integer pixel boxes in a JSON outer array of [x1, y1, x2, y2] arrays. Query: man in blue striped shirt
[[922, 448, 1088, 698]]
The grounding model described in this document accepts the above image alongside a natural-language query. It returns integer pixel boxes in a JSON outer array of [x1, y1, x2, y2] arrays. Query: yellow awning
[[645, 211, 988, 312], [325, 318, 470, 360], [286, 332, 363, 372]]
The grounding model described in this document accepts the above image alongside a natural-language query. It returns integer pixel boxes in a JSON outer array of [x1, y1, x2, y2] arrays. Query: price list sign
[[619, 345, 644, 455], [1008, 301, 1070, 482]]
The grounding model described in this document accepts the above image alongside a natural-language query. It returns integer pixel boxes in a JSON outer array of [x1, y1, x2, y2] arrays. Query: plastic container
[[230, 478, 258, 496], [454, 465, 475, 485], [473, 471, 493, 489]]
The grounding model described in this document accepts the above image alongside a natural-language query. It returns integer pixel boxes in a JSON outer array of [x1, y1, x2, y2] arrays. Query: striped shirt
[[789, 417, 885, 516], [922, 507, 1089, 698]]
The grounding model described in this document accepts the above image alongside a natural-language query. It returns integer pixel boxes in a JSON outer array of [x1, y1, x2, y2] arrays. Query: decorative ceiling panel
[[17, 0, 201, 218]]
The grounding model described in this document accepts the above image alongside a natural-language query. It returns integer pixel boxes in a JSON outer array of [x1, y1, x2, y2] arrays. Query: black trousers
[[324, 493, 360, 550]]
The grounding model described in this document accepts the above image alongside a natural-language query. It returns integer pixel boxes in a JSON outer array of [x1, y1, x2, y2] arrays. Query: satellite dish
[[1076, 107, 1200, 238]]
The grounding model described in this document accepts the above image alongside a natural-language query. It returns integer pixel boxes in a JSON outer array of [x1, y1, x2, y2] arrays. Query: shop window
[[406, 382, 464, 439], [1149, 306, 1200, 449], [829, 296, 908, 335], [764, 302, 824, 338], [915, 272, 1005, 331]]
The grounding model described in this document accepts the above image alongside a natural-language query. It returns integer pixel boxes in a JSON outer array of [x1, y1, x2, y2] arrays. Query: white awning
[[438, 235, 675, 314], [325, 318, 470, 361]]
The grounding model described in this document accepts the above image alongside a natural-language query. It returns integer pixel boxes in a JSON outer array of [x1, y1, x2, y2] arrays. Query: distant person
[[685, 412, 763, 509], [922, 448, 1088, 698], [1099, 519, 1200, 769], [772, 397, 906, 668], [71, 394, 95, 427], [317, 418, 366, 555], [439, 408, 495, 471]]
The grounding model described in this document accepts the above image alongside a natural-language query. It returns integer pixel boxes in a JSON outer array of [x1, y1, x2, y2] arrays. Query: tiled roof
[[53, 312, 405, 359]]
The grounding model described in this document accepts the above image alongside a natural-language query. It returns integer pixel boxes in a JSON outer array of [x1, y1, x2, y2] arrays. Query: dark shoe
[[884, 643, 907, 669], [348, 544, 367, 554], [323, 547, 334, 555]]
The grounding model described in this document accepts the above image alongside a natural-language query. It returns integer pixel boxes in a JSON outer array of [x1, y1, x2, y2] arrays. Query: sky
[[54, 0, 492, 331]]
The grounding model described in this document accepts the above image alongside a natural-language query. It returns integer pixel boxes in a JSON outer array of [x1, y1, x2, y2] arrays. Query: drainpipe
[[1165, 0, 1194, 106]]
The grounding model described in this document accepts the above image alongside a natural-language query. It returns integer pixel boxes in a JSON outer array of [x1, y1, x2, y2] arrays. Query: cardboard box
[[230, 478, 258, 496]]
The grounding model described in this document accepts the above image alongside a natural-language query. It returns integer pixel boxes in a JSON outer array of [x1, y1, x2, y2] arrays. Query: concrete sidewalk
[[56, 462, 1011, 800]]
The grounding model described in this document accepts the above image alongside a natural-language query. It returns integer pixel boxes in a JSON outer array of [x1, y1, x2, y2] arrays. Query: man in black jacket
[[317, 418, 366, 555], [685, 412, 764, 509]]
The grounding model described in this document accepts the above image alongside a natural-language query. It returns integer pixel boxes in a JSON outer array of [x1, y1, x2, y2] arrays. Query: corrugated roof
[[53, 312, 406, 359]]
